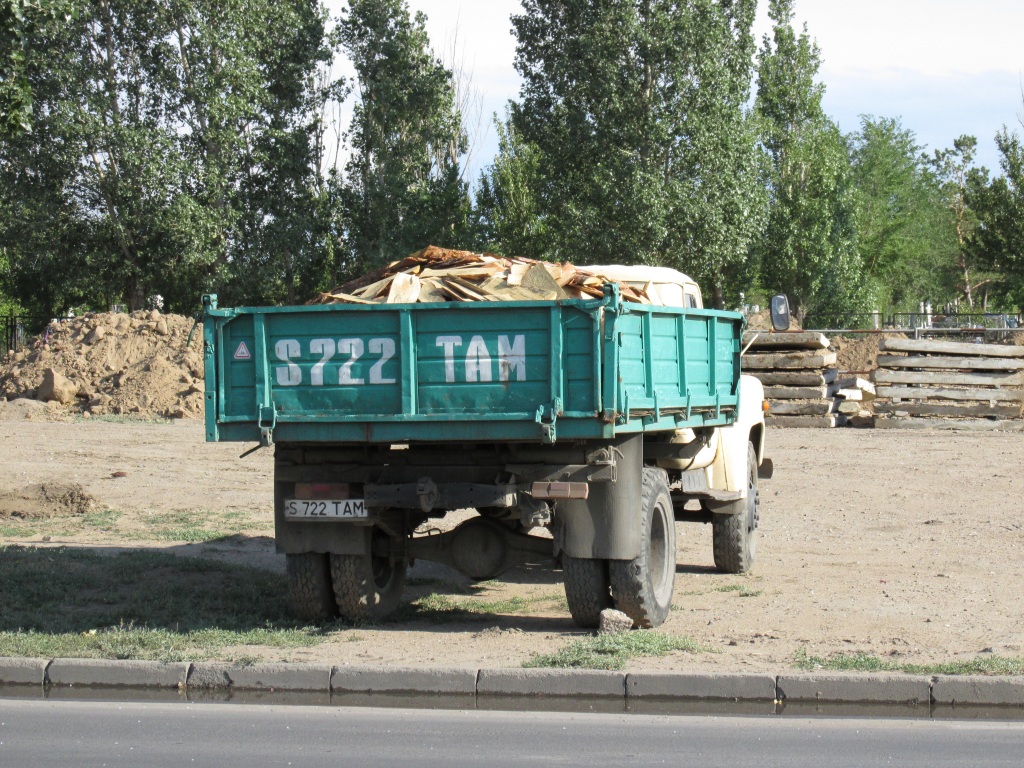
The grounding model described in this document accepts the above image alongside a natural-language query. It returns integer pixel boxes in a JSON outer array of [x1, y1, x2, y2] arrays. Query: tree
[[849, 116, 954, 311], [0, 0, 73, 136], [755, 0, 862, 323], [472, 110, 550, 257], [0, 0, 335, 315], [509, 0, 763, 307], [339, 0, 470, 278], [929, 135, 995, 310], [968, 128, 1024, 310]]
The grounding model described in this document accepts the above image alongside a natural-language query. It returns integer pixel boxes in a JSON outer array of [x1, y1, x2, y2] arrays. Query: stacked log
[[742, 332, 841, 428], [872, 338, 1024, 431]]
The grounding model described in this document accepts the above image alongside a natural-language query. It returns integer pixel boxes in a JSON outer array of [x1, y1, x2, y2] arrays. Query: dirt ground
[[2, 408, 1023, 673]]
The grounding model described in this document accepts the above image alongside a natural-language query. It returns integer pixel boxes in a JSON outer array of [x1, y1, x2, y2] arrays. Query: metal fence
[[801, 311, 1023, 333], [1, 315, 50, 359]]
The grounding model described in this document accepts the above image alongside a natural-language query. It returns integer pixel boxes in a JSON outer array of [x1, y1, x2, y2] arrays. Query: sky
[[330, 0, 1024, 179]]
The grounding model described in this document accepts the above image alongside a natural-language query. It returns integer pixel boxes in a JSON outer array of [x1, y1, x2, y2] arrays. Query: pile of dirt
[[829, 333, 909, 373], [0, 311, 204, 419], [0, 482, 93, 520]]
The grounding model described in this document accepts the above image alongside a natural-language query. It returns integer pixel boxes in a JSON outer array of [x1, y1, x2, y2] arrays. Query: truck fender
[[708, 374, 765, 495], [556, 434, 643, 561]]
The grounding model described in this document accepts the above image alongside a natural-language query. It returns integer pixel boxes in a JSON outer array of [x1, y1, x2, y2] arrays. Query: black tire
[[286, 552, 338, 622], [609, 467, 676, 628], [562, 555, 612, 628], [330, 535, 407, 621], [712, 442, 759, 574]]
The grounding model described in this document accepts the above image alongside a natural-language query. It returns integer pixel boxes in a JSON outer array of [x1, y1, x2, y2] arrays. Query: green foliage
[[338, 0, 470, 279], [506, 0, 763, 306], [473, 110, 550, 258], [0, 0, 74, 136], [755, 0, 863, 322], [0, 0, 336, 316], [928, 135, 1001, 311], [525, 631, 704, 671], [849, 116, 956, 311], [967, 128, 1024, 310]]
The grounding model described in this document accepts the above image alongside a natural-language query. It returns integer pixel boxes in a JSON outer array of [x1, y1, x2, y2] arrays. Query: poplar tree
[[339, 0, 469, 277], [508, 0, 763, 306], [755, 0, 862, 323]]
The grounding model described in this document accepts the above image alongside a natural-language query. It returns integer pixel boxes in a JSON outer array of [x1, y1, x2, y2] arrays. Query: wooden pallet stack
[[742, 331, 841, 428], [872, 338, 1024, 431]]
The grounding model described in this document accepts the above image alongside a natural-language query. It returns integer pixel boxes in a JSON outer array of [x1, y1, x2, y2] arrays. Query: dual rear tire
[[562, 467, 676, 629], [286, 529, 407, 623]]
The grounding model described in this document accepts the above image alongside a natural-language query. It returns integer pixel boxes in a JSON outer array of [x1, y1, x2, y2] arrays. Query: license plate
[[284, 499, 367, 519]]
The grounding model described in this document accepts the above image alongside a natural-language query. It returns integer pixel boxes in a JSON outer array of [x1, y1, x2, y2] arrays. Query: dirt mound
[[745, 309, 802, 332], [0, 482, 94, 519], [0, 311, 204, 419], [830, 333, 909, 373]]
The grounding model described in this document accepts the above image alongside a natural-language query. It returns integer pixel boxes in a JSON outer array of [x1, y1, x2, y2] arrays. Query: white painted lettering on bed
[[435, 335, 526, 383], [271, 334, 526, 386]]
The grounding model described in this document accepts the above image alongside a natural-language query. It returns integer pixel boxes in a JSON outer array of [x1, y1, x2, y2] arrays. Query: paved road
[[1, 699, 1023, 767]]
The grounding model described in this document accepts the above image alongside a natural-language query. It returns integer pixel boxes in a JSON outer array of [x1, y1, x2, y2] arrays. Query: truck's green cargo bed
[[203, 287, 743, 445]]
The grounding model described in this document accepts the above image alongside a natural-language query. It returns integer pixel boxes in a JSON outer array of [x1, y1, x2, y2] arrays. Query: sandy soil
[[2, 410, 1023, 673]]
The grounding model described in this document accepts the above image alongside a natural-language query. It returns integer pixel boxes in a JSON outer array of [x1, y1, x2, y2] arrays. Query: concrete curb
[[627, 672, 776, 701], [0, 657, 48, 686], [188, 662, 332, 692], [5, 658, 1024, 708], [777, 673, 931, 704], [478, 668, 624, 698], [932, 675, 1024, 706], [331, 665, 477, 695], [46, 659, 188, 689]]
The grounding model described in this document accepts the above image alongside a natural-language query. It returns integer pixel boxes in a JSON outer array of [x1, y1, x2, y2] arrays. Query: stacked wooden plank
[[872, 338, 1024, 431], [312, 245, 655, 305], [742, 331, 841, 428]]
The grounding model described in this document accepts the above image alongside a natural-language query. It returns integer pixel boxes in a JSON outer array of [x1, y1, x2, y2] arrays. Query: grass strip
[[794, 648, 1024, 676], [525, 631, 705, 671], [0, 545, 330, 661]]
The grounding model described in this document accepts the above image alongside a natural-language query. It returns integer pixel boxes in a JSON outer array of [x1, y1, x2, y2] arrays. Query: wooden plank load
[[871, 338, 1024, 431], [742, 331, 842, 428], [311, 245, 659, 305]]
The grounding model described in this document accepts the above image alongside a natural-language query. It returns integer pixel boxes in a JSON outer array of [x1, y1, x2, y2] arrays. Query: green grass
[[0, 545, 331, 661], [525, 631, 706, 671], [81, 508, 122, 531], [0, 505, 260, 543], [794, 648, 1024, 676], [137, 510, 231, 542]]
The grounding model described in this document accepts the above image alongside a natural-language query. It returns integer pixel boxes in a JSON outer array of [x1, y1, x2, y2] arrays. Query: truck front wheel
[[286, 552, 338, 622], [562, 556, 612, 628], [330, 534, 407, 621], [712, 442, 759, 574], [608, 467, 676, 628]]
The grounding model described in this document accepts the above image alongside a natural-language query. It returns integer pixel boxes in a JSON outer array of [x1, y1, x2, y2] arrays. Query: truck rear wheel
[[562, 556, 612, 628], [330, 534, 407, 621], [286, 552, 338, 623], [712, 442, 759, 574], [608, 467, 676, 628]]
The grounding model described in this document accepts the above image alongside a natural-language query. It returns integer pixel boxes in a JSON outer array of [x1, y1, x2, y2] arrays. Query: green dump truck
[[202, 266, 770, 628]]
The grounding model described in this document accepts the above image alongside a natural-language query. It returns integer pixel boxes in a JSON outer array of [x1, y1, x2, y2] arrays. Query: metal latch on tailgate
[[535, 398, 562, 444], [258, 405, 276, 447]]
